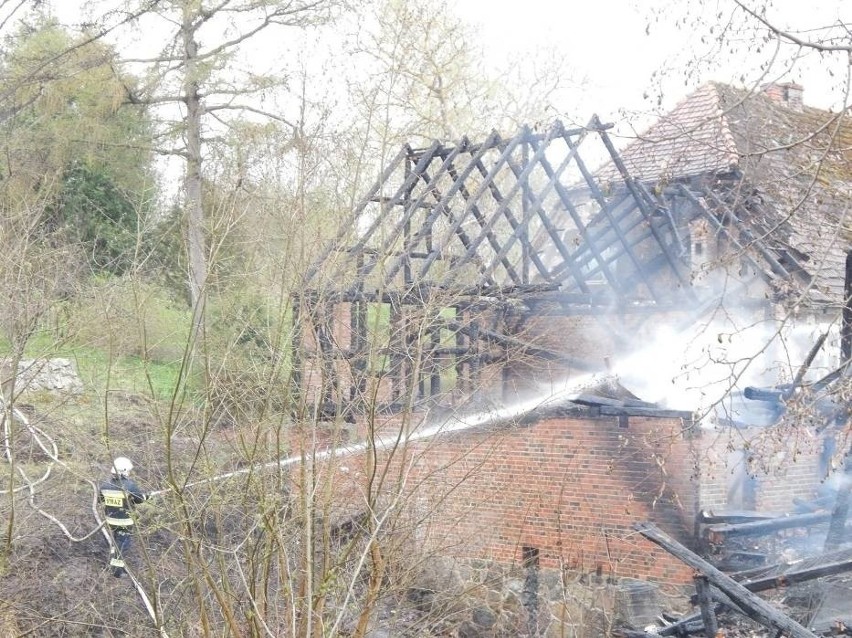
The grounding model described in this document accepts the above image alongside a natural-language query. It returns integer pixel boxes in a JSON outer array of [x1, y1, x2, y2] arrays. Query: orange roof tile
[[618, 82, 852, 305]]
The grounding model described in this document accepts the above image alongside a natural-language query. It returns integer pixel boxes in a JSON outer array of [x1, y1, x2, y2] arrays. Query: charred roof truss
[[295, 119, 813, 416], [304, 119, 706, 309]]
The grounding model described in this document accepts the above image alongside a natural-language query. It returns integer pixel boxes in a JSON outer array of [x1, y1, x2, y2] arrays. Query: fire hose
[[0, 399, 169, 638], [1, 384, 569, 636]]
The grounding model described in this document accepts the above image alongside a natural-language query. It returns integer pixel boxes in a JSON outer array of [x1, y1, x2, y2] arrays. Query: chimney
[[761, 82, 804, 111]]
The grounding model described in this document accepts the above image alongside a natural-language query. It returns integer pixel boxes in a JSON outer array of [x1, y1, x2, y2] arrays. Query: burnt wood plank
[[706, 512, 832, 543], [695, 575, 719, 637], [736, 549, 852, 592], [635, 522, 818, 638]]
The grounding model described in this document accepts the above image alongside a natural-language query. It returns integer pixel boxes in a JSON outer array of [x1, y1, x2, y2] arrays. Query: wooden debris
[[635, 522, 818, 638], [705, 511, 832, 544]]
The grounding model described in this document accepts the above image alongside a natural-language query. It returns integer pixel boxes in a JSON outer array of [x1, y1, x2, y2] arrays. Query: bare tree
[[81, 0, 344, 334], [0, 199, 80, 566]]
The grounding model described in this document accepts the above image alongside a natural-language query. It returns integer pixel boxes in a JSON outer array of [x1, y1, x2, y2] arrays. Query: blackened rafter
[[415, 125, 534, 284], [440, 124, 568, 289], [379, 134, 497, 289], [353, 140, 445, 285], [304, 121, 811, 308], [673, 183, 807, 288], [482, 127, 592, 286]]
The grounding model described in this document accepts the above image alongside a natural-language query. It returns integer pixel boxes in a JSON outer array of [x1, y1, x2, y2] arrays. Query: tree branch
[[734, 0, 852, 52], [204, 102, 297, 128]]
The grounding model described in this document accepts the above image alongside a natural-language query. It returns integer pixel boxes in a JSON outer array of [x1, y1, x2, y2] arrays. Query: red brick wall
[[284, 409, 831, 588], [390, 413, 699, 587]]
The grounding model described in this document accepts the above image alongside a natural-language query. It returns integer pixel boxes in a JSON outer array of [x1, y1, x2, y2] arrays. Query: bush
[[65, 277, 190, 364], [204, 291, 295, 421]]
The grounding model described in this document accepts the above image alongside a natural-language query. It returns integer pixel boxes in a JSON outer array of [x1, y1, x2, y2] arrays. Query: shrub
[[65, 277, 190, 364]]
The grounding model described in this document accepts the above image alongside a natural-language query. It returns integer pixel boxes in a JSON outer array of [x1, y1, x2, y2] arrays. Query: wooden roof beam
[[351, 141, 444, 283], [481, 137, 592, 286], [379, 137, 509, 288], [416, 127, 530, 281], [530, 131, 625, 293], [439, 125, 565, 288], [594, 120, 693, 298], [430, 163, 522, 286], [468, 157, 562, 287]]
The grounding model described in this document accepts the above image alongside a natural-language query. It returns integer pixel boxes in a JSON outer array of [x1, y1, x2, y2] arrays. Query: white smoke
[[597, 314, 838, 421]]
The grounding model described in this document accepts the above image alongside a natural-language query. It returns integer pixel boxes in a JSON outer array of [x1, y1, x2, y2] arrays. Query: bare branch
[[204, 102, 297, 128], [734, 0, 852, 52]]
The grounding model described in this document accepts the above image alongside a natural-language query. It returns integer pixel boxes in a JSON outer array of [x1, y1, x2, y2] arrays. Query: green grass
[[76, 349, 189, 399], [0, 330, 190, 401], [59, 345, 189, 400]]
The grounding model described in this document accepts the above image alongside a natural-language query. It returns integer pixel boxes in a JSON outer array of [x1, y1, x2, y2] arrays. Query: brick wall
[[285, 407, 833, 590], [380, 413, 700, 587], [698, 424, 824, 514]]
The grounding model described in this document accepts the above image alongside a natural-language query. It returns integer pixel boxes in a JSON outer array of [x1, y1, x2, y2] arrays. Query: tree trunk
[[181, 7, 207, 327]]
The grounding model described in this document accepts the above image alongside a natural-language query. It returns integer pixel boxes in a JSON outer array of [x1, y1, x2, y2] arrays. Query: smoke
[[560, 311, 839, 424]]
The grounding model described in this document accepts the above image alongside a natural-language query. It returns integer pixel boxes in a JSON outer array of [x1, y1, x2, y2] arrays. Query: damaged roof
[[294, 85, 852, 415], [305, 83, 848, 313], [615, 81, 852, 305]]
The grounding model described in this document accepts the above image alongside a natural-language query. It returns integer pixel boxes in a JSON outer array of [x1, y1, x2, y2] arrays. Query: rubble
[[1, 358, 83, 396], [630, 519, 852, 637]]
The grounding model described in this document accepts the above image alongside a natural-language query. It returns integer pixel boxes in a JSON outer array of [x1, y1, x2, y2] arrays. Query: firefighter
[[98, 457, 149, 577]]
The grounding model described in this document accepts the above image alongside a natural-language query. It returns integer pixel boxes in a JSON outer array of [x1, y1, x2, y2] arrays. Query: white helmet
[[112, 457, 133, 476]]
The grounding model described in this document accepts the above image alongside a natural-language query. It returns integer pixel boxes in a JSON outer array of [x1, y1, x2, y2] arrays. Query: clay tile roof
[[618, 81, 852, 305], [618, 82, 740, 180]]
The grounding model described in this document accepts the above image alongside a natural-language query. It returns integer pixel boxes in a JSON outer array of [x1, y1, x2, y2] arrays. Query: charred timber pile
[[635, 519, 852, 636], [635, 522, 819, 637], [705, 511, 833, 545]]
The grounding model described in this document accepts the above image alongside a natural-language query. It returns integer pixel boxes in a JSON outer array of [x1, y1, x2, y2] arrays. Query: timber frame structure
[[294, 117, 813, 418]]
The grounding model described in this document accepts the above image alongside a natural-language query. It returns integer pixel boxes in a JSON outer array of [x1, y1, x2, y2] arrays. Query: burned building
[[292, 81, 852, 593]]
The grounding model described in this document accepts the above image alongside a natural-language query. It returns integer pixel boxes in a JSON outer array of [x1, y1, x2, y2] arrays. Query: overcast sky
[[45, 0, 852, 140], [455, 0, 851, 130]]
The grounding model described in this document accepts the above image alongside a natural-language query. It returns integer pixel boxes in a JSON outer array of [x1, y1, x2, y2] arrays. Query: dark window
[[522, 545, 540, 568]]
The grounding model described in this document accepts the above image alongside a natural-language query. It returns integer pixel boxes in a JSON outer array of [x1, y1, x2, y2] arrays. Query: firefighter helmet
[[111, 457, 134, 476]]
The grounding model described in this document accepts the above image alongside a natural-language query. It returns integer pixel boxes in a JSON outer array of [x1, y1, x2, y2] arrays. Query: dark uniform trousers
[[99, 477, 147, 577]]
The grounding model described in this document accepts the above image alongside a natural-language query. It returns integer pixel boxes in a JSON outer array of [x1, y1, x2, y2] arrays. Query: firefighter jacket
[[99, 476, 148, 527]]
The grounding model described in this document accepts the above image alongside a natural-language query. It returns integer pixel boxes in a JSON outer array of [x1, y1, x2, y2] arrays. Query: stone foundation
[[413, 556, 674, 637]]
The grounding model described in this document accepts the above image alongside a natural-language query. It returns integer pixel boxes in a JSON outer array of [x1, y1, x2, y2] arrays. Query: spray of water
[[599, 316, 838, 419], [156, 371, 607, 496], [156, 303, 838, 497]]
